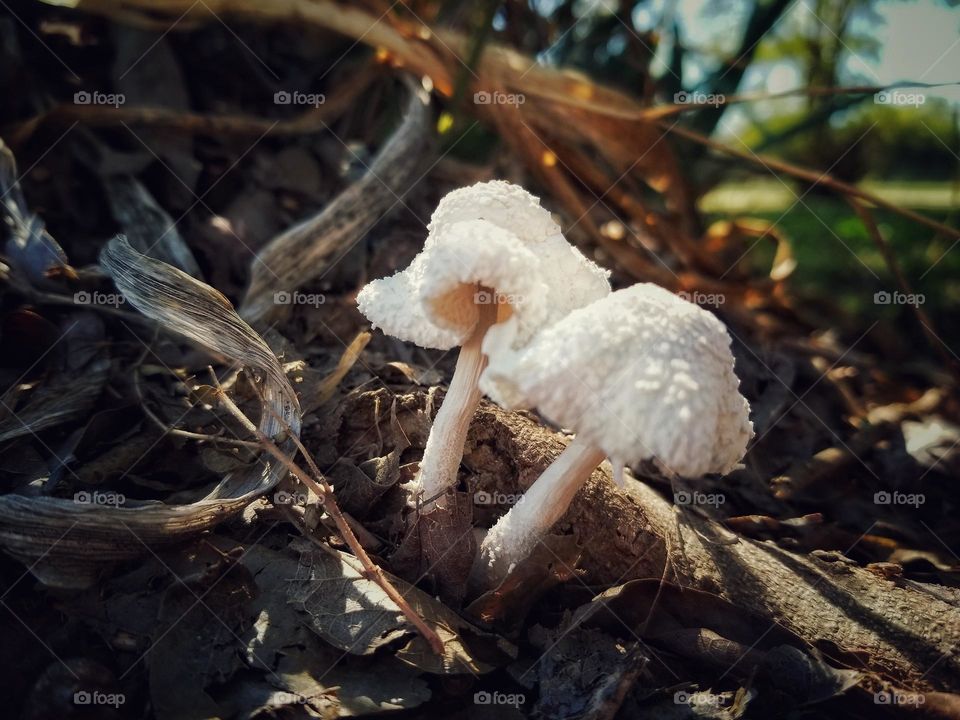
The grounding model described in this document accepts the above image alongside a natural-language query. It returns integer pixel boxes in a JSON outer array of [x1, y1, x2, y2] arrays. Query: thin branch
[[133, 365, 262, 450], [209, 372, 446, 657], [849, 199, 958, 377], [5, 64, 376, 143], [662, 122, 960, 242]]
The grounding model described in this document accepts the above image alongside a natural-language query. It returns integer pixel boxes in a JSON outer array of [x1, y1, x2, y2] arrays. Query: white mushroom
[[357, 181, 610, 510], [472, 283, 753, 587]]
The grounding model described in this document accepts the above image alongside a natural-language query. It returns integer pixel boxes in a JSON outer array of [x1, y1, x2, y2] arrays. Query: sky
[[654, 0, 960, 102], [623, 0, 960, 138], [530, 0, 958, 99], [869, 0, 960, 100], [522, 0, 959, 140]]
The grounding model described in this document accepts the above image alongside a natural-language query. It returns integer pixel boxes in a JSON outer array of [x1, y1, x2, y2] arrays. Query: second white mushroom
[[471, 283, 754, 588]]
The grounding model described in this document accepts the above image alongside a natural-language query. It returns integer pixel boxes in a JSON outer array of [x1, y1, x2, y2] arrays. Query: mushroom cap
[[357, 181, 610, 351], [481, 283, 754, 478], [426, 179, 560, 243]]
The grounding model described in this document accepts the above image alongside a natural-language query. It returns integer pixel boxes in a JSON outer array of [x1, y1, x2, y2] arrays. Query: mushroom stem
[[470, 433, 606, 589], [415, 295, 499, 510]]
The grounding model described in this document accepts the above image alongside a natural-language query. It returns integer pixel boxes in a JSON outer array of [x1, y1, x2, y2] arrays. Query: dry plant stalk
[[212, 372, 446, 657], [848, 199, 957, 376], [8, 63, 377, 143]]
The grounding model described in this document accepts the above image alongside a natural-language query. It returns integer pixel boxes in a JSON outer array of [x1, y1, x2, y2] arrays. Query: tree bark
[[339, 389, 960, 694]]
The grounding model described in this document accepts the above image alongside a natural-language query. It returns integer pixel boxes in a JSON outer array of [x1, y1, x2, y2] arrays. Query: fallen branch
[[344, 388, 960, 693]]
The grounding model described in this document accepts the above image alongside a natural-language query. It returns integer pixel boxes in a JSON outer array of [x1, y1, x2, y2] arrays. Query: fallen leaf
[[287, 539, 514, 675]]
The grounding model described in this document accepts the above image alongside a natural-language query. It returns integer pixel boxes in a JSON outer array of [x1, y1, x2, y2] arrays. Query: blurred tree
[[735, 100, 959, 181], [745, 0, 881, 178]]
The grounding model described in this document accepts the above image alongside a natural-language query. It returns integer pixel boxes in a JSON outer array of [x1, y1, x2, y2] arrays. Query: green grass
[[701, 180, 959, 214]]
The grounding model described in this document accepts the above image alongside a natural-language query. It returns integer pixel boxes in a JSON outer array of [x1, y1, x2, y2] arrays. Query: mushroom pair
[[471, 283, 753, 587], [357, 181, 753, 591], [357, 181, 610, 511]]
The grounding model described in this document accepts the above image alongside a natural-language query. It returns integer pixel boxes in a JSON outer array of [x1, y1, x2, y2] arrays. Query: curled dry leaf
[[704, 218, 797, 282], [575, 579, 808, 652], [577, 580, 861, 708], [0, 237, 301, 588]]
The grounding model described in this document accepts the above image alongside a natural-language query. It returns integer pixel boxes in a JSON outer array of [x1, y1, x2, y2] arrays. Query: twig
[[662, 122, 960, 242], [848, 199, 958, 378], [209, 371, 446, 656], [5, 64, 377, 144], [133, 364, 263, 450]]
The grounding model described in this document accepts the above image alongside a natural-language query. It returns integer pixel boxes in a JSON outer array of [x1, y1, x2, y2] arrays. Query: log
[[339, 389, 960, 694]]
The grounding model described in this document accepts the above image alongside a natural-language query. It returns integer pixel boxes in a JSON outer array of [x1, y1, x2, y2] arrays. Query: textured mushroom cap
[[426, 180, 560, 243], [481, 283, 754, 477], [357, 182, 610, 350], [428, 184, 611, 319], [356, 249, 461, 350]]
